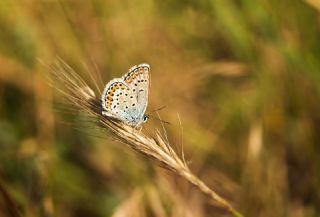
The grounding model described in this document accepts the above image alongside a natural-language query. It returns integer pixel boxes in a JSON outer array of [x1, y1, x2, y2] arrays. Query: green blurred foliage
[[0, 0, 320, 216]]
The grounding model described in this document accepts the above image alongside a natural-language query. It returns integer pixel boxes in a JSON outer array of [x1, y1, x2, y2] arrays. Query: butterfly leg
[[131, 124, 143, 133], [136, 125, 143, 133]]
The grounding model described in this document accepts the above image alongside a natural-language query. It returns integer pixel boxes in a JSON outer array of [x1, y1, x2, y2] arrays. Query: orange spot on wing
[[126, 77, 133, 83]]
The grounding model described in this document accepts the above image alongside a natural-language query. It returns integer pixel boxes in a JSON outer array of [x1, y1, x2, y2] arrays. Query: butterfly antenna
[[150, 106, 167, 113], [148, 113, 170, 125]]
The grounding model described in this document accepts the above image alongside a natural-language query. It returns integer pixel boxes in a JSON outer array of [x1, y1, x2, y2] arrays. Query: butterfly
[[101, 63, 150, 127]]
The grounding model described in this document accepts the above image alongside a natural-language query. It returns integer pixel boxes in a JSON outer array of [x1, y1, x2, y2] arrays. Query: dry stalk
[[48, 59, 244, 217]]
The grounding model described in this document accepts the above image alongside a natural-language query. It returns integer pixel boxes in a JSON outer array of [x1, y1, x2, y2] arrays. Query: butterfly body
[[101, 63, 150, 126]]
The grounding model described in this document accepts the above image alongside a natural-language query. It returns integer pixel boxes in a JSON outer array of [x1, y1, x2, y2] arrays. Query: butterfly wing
[[101, 79, 143, 126], [122, 64, 150, 121]]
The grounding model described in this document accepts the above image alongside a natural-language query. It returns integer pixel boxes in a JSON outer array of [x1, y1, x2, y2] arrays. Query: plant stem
[[179, 169, 244, 217]]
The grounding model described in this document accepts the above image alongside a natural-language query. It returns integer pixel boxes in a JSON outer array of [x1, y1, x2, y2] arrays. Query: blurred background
[[1, 0, 320, 216]]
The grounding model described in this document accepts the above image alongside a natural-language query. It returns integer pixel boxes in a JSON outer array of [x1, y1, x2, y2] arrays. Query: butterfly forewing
[[122, 64, 150, 120]]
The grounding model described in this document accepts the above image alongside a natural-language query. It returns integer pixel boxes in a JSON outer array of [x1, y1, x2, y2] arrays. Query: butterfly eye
[[143, 115, 149, 122]]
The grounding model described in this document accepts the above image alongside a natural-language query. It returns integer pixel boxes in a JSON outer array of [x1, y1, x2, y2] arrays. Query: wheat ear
[[48, 59, 244, 217]]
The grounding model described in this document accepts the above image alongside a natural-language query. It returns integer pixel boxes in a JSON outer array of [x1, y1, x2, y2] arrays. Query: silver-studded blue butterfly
[[101, 63, 150, 126]]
